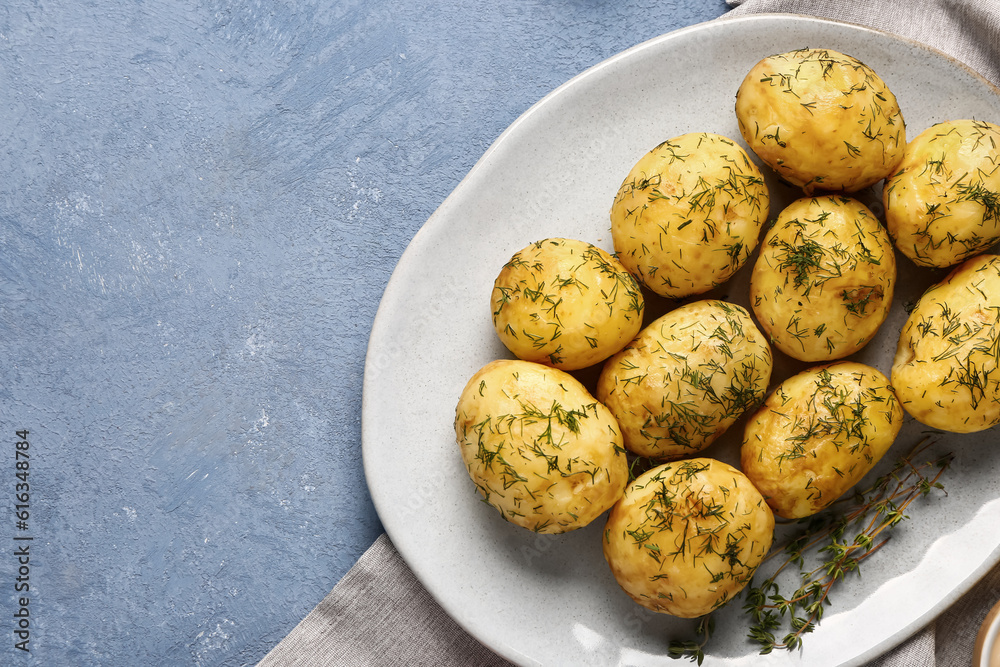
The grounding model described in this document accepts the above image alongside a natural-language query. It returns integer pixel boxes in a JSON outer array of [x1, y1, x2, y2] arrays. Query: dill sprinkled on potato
[[491, 238, 644, 371], [598, 300, 772, 460], [884, 119, 1000, 268], [751, 196, 896, 362], [736, 48, 906, 194], [610, 133, 770, 299]]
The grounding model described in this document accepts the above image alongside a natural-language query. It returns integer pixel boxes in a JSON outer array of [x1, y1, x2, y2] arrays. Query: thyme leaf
[[666, 438, 951, 660]]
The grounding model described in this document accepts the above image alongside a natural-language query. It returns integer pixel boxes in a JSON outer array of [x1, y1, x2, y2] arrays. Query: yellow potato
[[609, 132, 769, 298], [602, 458, 774, 617], [491, 238, 644, 371], [596, 300, 772, 459], [892, 254, 1000, 432], [735, 48, 906, 193], [883, 119, 1000, 268], [741, 362, 903, 519], [454, 359, 629, 533], [750, 196, 896, 361]]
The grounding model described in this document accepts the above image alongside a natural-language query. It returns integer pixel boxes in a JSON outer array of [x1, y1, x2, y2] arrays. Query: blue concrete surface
[[0, 1, 729, 664]]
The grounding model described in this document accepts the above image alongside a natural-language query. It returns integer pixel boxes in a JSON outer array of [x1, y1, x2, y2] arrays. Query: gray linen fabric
[[723, 0, 1000, 87], [258, 534, 513, 667], [260, 2, 1000, 665], [260, 533, 1000, 667], [936, 563, 1000, 666]]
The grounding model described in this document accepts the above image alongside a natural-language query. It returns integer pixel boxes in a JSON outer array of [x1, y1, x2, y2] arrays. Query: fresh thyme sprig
[[667, 616, 715, 666], [666, 438, 952, 662]]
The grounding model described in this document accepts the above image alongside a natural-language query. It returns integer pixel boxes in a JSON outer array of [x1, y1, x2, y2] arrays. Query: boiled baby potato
[[609, 132, 770, 298], [603, 458, 774, 617], [741, 361, 903, 519], [735, 48, 906, 193], [491, 238, 644, 371], [892, 254, 1000, 432], [884, 119, 1000, 268], [454, 359, 629, 533], [596, 300, 772, 460], [750, 195, 896, 361]]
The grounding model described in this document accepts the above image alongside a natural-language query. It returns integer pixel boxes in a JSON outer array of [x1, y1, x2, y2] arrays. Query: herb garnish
[[667, 438, 951, 663]]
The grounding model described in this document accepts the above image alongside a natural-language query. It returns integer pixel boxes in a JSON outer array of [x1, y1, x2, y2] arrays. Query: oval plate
[[363, 13, 1000, 667]]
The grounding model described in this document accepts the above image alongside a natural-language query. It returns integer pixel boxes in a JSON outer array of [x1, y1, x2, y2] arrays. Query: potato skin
[[883, 119, 1000, 268], [892, 254, 1000, 432], [741, 362, 903, 519], [602, 458, 774, 617], [454, 359, 629, 533], [750, 196, 896, 361], [609, 132, 769, 298], [596, 300, 772, 459], [735, 48, 905, 193], [491, 238, 644, 371]]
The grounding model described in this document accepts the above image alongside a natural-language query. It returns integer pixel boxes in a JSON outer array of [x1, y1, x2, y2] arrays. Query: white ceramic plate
[[362, 14, 1000, 667]]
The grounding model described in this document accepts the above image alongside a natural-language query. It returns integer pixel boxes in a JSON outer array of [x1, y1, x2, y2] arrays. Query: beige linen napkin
[[261, 533, 1000, 667], [724, 0, 1000, 86], [260, 2, 1000, 665], [259, 533, 1000, 667], [257, 534, 511, 667]]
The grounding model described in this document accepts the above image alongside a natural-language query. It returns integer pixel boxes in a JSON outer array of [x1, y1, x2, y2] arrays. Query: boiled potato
[[454, 359, 628, 533], [609, 132, 769, 298], [491, 238, 644, 371], [735, 48, 905, 193], [596, 300, 772, 460], [750, 196, 896, 361], [741, 362, 903, 519], [892, 254, 1000, 432], [603, 458, 774, 617], [883, 119, 1000, 268]]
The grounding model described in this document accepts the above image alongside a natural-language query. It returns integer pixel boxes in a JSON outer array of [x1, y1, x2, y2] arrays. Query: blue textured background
[[0, 1, 729, 664]]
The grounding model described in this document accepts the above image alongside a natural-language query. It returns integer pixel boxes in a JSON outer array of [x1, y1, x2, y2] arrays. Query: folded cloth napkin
[[261, 533, 1000, 667], [260, 534, 1000, 667], [260, 1, 1000, 665], [258, 534, 512, 667], [723, 0, 1000, 87]]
